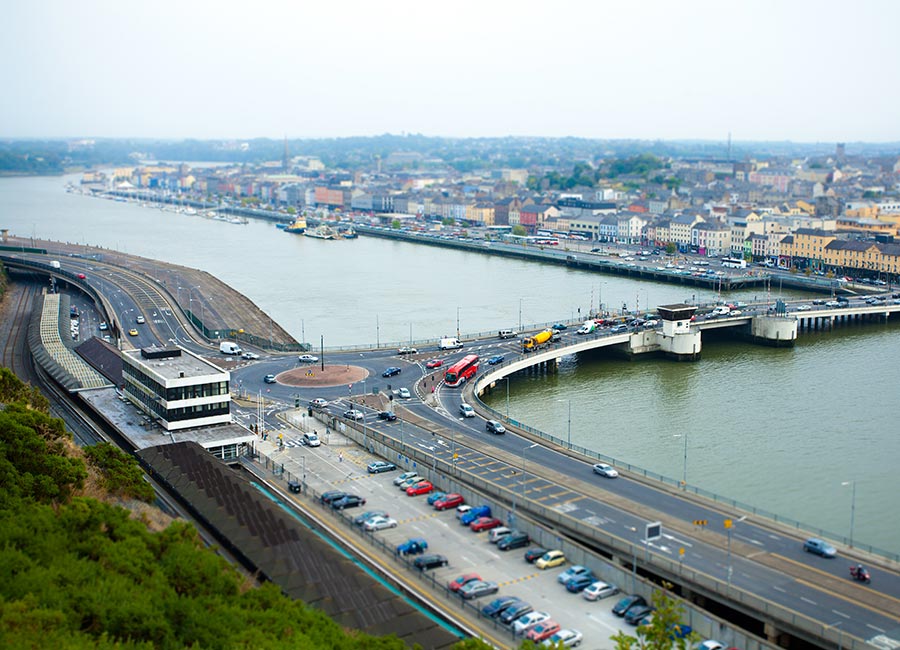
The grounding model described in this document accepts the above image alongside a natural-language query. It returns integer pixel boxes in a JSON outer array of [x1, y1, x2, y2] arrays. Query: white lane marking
[[662, 533, 693, 548], [830, 610, 850, 619], [800, 596, 817, 606]]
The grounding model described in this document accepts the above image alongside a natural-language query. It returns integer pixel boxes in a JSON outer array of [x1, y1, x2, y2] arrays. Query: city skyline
[[3, 0, 900, 142]]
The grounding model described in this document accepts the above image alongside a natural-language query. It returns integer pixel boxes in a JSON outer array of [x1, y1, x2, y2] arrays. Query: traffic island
[[276, 365, 369, 387]]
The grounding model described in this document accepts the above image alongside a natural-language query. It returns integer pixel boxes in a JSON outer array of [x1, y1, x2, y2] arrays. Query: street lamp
[[518, 298, 523, 332], [841, 480, 857, 547], [520, 442, 539, 516], [500, 376, 510, 420], [674, 432, 688, 488], [456, 306, 460, 339], [557, 398, 571, 448]]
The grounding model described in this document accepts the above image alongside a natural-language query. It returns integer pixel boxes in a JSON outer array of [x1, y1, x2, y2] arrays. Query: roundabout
[[274, 364, 369, 388]]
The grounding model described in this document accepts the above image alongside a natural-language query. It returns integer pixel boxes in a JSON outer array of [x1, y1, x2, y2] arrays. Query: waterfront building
[[122, 346, 231, 431]]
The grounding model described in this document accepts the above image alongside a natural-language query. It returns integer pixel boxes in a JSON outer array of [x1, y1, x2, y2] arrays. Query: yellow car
[[535, 549, 566, 570], [128, 328, 139, 336]]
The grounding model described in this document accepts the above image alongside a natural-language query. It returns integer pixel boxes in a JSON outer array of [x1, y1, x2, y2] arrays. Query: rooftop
[[123, 346, 227, 382]]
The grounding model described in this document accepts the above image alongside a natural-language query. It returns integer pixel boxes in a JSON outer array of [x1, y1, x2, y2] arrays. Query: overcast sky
[[3, 0, 899, 142]]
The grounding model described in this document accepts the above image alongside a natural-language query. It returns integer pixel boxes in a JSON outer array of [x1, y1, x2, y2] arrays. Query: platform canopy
[[657, 303, 697, 321]]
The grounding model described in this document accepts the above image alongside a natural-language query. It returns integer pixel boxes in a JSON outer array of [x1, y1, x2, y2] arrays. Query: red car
[[525, 620, 561, 643], [77, 273, 86, 279], [406, 480, 434, 496], [448, 573, 481, 592], [470, 516, 503, 532], [425, 359, 443, 369], [433, 493, 464, 511]]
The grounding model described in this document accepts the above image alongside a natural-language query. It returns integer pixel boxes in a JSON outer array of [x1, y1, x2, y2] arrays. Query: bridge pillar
[[749, 316, 797, 347]]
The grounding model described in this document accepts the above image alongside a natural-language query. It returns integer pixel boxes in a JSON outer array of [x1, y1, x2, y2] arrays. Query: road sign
[[646, 521, 661, 541], [724, 518, 733, 529], [693, 519, 708, 526]]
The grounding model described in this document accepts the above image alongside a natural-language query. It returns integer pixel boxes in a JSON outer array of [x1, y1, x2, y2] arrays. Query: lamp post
[[456, 306, 460, 339], [841, 480, 857, 548], [500, 376, 510, 420], [674, 432, 688, 488], [518, 297, 523, 332], [520, 442, 539, 517], [557, 399, 571, 448]]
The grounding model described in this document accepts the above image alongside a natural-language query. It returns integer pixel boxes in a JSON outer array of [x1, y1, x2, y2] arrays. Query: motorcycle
[[849, 566, 871, 583]]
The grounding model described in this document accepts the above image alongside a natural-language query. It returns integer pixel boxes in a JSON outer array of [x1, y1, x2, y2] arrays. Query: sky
[[3, 0, 900, 142]]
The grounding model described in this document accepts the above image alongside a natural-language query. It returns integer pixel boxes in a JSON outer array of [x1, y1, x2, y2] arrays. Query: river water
[[2, 174, 897, 554]]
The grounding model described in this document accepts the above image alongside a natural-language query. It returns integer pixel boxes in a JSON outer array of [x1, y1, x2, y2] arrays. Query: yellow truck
[[522, 329, 553, 352]]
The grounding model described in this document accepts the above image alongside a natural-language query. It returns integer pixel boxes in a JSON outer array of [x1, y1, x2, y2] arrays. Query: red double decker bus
[[444, 354, 479, 387]]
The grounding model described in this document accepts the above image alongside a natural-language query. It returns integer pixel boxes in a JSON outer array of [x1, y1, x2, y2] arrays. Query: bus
[[444, 354, 479, 387], [721, 257, 747, 269]]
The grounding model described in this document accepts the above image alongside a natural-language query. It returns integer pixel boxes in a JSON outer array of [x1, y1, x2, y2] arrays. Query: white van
[[439, 337, 463, 350], [219, 341, 243, 355], [302, 431, 321, 447], [498, 329, 518, 339]]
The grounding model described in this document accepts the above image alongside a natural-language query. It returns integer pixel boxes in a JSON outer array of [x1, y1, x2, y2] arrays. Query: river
[[1, 173, 897, 554]]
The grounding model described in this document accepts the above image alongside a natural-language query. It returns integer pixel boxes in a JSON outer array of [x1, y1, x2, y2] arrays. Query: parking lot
[[252, 422, 633, 649]]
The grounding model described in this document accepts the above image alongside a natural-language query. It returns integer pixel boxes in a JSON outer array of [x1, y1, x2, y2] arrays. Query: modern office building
[[122, 346, 231, 431]]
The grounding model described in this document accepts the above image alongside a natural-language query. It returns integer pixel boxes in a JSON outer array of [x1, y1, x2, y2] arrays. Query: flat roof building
[[122, 346, 231, 431]]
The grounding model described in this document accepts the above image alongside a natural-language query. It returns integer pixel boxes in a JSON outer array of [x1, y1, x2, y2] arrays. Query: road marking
[[830, 609, 850, 619], [800, 596, 817, 605], [662, 533, 693, 548]]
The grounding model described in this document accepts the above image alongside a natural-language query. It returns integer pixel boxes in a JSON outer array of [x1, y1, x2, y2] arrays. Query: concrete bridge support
[[749, 316, 797, 347]]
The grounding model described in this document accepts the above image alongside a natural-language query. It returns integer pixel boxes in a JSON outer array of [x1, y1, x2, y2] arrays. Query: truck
[[439, 337, 463, 350], [522, 329, 553, 352], [219, 341, 243, 355], [576, 320, 596, 335]]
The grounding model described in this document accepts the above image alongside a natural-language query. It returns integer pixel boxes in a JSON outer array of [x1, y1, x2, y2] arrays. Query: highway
[[6, 251, 899, 650]]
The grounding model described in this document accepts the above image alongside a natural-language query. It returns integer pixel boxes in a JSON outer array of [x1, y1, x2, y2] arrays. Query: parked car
[[460, 505, 491, 525], [456, 504, 472, 519], [526, 620, 561, 643], [319, 490, 347, 505], [367, 460, 397, 474], [803, 538, 837, 558], [513, 610, 551, 635], [497, 531, 530, 551], [98, 322, 108, 331], [397, 346, 418, 355], [425, 359, 443, 369], [434, 493, 464, 510], [565, 574, 596, 593], [377, 410, 398, 421], [557, 565, 592, 584], [499, 601, 533, 626], [459, 580, 499, 600], [448, 573, 482, 592], [485, 419, 506, 434], [582, 581, 619, 601], [592, 463, 619, 478], [263, 374, 277, 384], [459, 403, 475, 418], [482, 596, 521, 618], [535, 550, 566, 569], [396, 538, 428, 556], [413, 554, 448, 571], [612, 595, 648, 617], [487, 354, 505, 365], [298, 354, 319, 363], [343, 409, 364, 421], [488, 526, 513, 544], [625, 605, 655, 625], [363, 516, 398, 531], [524, 547, 548, 563], [398, 475, 424, 490], [393, 471, 419, 486], [353, 510, 388, 526], [406, 480, 434, 496], [426, 491, 447, 505], [382, 366, 402, 377], [470, 517, 503, 532], [331, 494, 366, 510], [542, 629, 583, 648]]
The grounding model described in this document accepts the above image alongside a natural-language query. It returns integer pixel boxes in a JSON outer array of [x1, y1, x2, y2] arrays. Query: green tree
[[442, 217, 455, 226], [512, 225, 527, 236], [666, 243, 677, 255], [611, 590, 700, 650], [286, 206, 296, 215], [391, 219, 401, 229], [83, 442, 155, 503]]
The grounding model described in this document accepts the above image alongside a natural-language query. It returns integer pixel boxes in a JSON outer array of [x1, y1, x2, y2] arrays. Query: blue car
[[803, 538, 837, 558], [460, 505, 491, 526], [396, 538, 428, 556], [481, 596, 520, 618], [426, 491, 447, 505], [565, 573, 596, 593], [487, 354, 505, 365], [382, 366, 402, 377]]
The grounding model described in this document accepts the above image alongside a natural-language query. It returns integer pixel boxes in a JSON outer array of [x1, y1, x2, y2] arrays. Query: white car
[[309, 398, 328, 409], [242, 352, 259, 360], [488, 527, 512, 544], [459, 403, 475, 418], [513, 610, 550, 635], [363, 516, 398, 531], [298, 354, 319, 363], [582, 581, 619, 601], [542, 629, 583, 648], [344, 409, 364, 421], [592, 463, 619, 478], [393, 471, 419, 486], [796, 304, 812, 311], [456, 504, 472, 519], [398, 387, 411, 399]]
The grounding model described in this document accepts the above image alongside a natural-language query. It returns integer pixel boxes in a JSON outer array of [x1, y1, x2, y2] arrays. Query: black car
[[319, 490, 347, 505], [413, 554, 448, 571], [382, 366, 402, 377], [625, 604, 655, 625], [377, 410, 398, 421], [353, 510, 388, 526], [331, 494, 366, 510], [612, 595, 648, 617], [523, 547, 547, 563], [499, 600, 533, 625], [482, 596, 521, 618], [497, 531, 530, 551]]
